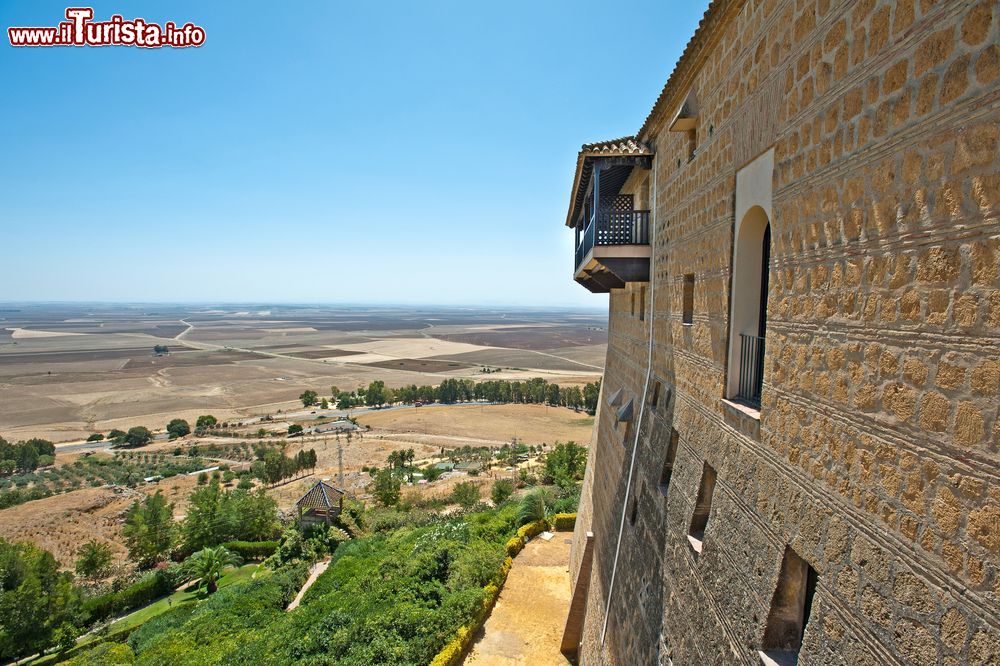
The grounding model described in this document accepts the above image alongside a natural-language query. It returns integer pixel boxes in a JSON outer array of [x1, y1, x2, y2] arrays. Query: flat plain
[[0, 304, 605, 571], [0, 304, 605, 442]]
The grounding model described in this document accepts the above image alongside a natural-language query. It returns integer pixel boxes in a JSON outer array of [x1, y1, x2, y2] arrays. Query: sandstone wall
[[574, 0, 1000, 664]]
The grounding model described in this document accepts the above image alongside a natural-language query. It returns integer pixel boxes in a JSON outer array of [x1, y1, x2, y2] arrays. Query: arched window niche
[[726, 149, 774, 411]]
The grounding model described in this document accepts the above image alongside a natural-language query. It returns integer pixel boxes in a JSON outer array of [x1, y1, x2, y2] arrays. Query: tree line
[[0, 436, 55, 475], [250, 446, 318, 486], [307, 378, 602, 413], [123, 478, 279, 567]]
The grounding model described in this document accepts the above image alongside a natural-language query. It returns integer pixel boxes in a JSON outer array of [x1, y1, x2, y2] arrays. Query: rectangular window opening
[[650, 381, 662, 408], [631, 292, 636, 318], [640, 285, 647, 321], [682, 274, 695, 325], [687, 462, 716, 557], [759, 547, 818, 665], [658, 429, 679, 496]]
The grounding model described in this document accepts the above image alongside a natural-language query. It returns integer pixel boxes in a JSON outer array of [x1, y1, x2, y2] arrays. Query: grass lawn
[[29, 564, 266, 665], [111, 563, 265, 633]]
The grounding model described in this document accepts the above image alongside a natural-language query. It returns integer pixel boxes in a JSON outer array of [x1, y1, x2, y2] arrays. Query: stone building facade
[[562, 1, 999, 664]]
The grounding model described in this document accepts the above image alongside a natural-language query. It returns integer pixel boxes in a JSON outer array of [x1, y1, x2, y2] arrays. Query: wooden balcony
[[574, 209, 651, 293]]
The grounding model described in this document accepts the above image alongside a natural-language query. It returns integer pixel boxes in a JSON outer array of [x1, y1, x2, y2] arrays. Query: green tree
[[288, 424, 303, 436], [122, 426, 152, 448], [86, 433, 105, 442], [451, 481, 481, 509], [422, 464, 444, 482], [261, 449, 285, 485], [0, 538, 80, 662], [299, 390, 319, 407], [122, 491, 174, 567], [371, 468, 400, 506], [195, 415, 218, 431], [183, 480, 222, 551], [582, 379, 601, 414], [74, 540, 113, 579], [364, 380, 387, 407], [166, 419, 190, 439], [320, 397, 329, 409], [185, 546, 241, 594], [230, 487, 280, 542], [544, 441, 588, 489], [491, 479, 515, 506], [563, 385, 584, 410]]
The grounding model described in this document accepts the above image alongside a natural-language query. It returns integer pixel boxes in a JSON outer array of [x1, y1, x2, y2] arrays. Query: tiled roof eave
[[565, 136, 654, 227], [637, 0, 738, 141]]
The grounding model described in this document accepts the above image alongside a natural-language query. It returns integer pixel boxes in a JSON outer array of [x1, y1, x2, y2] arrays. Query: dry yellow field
[[355, 403, 595, 446]]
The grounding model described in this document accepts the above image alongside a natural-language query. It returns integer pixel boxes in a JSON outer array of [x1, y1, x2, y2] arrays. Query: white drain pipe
[[600, 153, 658, 647]]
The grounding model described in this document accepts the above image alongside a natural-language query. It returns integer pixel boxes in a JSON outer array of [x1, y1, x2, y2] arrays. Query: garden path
[[286, 557, 331, 611], [463, 535, 572, 666]]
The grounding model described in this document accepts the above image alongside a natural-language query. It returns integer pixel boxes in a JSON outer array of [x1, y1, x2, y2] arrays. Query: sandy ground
[[464, 535, 573, 666], [7, 328, 88, 339], [356, 404, 595, 446], [0, 486, 140, 570], [0, 454, 208, 570], [324, 337, 499, 363], [0, 308, 603, 443], [0, 391, 593, 572]]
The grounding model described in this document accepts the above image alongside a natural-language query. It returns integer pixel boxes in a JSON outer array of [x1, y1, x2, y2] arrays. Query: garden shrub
[[516, 518, 548, 540], [82, 571, 174, 624], [552, 512, 577, 531], [222, 540, 279, 560], [89, 506, 525, 666], [64, 641, 136, 665]]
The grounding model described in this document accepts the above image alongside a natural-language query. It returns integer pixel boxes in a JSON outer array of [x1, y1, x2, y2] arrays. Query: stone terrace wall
[[573, 0, 999, 664]]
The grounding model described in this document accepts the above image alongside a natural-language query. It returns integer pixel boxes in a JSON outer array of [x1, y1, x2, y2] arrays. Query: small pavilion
[[295, 480, 345, 529]]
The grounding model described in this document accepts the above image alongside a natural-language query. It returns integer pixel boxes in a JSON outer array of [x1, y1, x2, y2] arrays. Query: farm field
[[0, 402, 591, 573], [355, 403, 594, 445], [0, 304, 605, 442], [0, 305, 604, 577]]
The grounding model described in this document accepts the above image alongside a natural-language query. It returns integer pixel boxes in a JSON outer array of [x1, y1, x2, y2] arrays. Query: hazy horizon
[[0, 300, 608, 312]]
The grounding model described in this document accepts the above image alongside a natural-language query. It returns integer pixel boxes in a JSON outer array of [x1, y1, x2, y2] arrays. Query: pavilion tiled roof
[[295, 480, 345, 511]]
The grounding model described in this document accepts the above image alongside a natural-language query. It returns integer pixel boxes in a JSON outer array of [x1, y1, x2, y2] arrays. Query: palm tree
[[186, 546, 241, 594], [517, 488, 554, 526]]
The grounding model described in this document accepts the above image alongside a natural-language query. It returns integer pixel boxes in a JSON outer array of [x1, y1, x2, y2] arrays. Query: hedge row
[[82, 571, 175, 624], [430, 556, 513, 666], [552, 513, 577, 531], [433, 520, 548, 666], [221, 540, 278, 560]]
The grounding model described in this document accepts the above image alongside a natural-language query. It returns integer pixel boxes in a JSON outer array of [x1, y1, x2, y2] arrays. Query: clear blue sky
[[0, 1, 709, 307]]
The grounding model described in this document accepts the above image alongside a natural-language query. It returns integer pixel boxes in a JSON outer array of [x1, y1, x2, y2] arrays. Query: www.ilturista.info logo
[[8, 7, 205, 48]]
